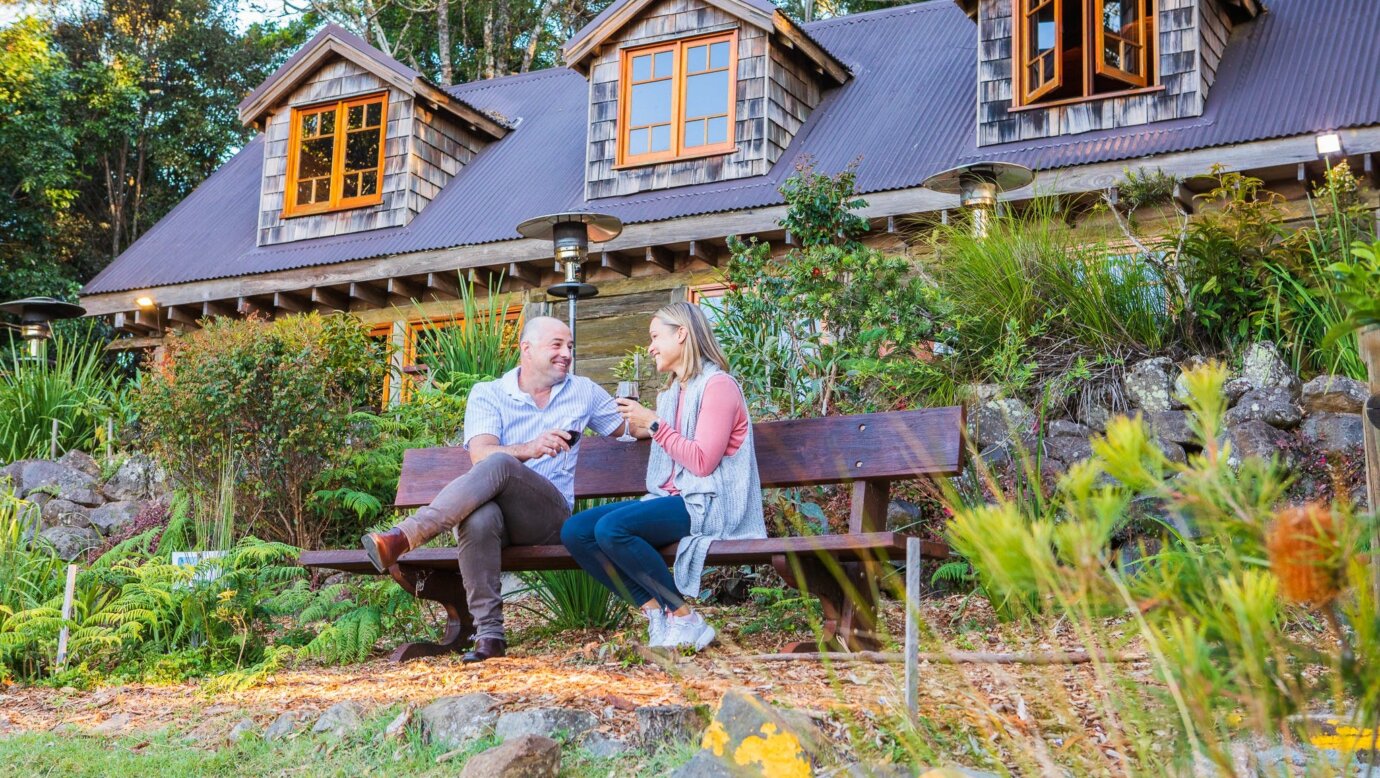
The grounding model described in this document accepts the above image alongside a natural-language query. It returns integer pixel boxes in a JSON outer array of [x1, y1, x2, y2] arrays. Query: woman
[[561, 302, 764, 651]]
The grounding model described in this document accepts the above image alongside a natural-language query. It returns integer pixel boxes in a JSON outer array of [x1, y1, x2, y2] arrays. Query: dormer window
[[618, 31, 737, 167], [1015, 0, 1154, 108], [284, 92, 388, 216]]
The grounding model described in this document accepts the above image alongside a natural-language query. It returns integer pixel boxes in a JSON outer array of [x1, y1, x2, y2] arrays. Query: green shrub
[[0, 323, 123, 463], [133, 313, 385, 548], [414, 274, 521, 385]]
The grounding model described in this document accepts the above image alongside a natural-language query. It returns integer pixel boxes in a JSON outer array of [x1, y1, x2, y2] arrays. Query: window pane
[[297, 180, 313, 203], [684, 70, 729, 119], [347, 104, 364, 130], [346, 130, 380, 172], [314, 178, 330, 202], [1105, 42, 1142, 75], [298, 137, 333, 179], [1032, 4, 1056, 54], [684, 119, 705, 148], [709, 41, 730, 70], [365, 101, 382, 127], [320, 109, 336, 135], [706, 115, 728, 145], [630, 80, 672, 126], [687, 44, 707, 73], [1102, 0, 1141, 41], [343, 173, 358, 199], [361, 170, 378, 196], [632, 54, 652, 81], [628, 127, 648, 155], [650, 124, 671, 152], [653, 50, 673, 78], [302, 113, 318, 137]]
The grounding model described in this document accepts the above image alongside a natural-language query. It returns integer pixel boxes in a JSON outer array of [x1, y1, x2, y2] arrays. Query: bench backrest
[[395, 407, 965, 508]]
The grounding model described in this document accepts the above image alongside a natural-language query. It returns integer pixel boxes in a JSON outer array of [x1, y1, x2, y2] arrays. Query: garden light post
[[921, 162, 1035, 238], [0, 296, 87, 360], [516, 212, 623, 373]]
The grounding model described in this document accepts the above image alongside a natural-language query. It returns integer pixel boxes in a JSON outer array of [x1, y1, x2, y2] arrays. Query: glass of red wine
[[615, 381, 639, 442], [562, 418, 582, 446]]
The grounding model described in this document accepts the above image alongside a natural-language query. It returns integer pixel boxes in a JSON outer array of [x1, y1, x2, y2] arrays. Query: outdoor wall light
[[515, 212, 623, 372], [134, 295, 157, 309], [921, 162, 1035, 237], [1316, 132, 1344, 158], [0, 296, 87, 359]]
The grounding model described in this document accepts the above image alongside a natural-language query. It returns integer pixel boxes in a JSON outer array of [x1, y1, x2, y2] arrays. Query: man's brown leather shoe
[[462, 637, 506, 663], [361, 528, 410, 573]]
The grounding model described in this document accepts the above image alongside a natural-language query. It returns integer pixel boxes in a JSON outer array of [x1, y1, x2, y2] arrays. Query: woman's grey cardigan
[[642, 364, 766, 598]]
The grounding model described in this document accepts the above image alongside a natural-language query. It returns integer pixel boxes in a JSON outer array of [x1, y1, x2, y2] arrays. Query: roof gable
[[562, 0, 847, 84], [237, 23, 509, 140], [951, 0, 1263, 21]]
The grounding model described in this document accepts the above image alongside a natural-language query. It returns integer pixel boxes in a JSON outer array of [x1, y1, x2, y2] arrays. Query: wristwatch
[[648, 420, 661, 435]]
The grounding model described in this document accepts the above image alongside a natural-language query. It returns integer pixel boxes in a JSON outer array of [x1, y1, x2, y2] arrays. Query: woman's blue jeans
[[561, 496, 691, 612]]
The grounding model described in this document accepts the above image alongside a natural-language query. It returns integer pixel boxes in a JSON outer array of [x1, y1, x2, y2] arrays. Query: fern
[[930, 560, 975, 587]]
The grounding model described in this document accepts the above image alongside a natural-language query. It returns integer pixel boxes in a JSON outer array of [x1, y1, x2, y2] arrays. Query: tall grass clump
[[414, 273, 521, 389], [0, 324, 122, 463]]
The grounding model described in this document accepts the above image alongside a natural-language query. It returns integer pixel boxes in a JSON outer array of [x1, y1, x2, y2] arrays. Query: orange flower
[[1267, 503, 1341, 606]]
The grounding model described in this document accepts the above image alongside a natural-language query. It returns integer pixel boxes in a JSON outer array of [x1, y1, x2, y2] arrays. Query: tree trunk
[[520, 0, 557, 72], [482, 3, 495, 79], [437, 0, 453, 84]]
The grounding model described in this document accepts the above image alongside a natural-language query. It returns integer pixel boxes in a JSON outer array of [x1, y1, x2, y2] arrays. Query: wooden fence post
[[904, 536, 920, 720], [1360, 327, 1380, 604], [56, 564, 77, 669], [50, 419, 59, 460]]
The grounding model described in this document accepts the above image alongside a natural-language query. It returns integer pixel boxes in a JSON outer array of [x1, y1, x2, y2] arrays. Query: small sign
[[170, 550, 227, 586]]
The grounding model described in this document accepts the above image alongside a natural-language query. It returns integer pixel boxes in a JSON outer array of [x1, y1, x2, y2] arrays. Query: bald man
[[362, 317, 625, 662]]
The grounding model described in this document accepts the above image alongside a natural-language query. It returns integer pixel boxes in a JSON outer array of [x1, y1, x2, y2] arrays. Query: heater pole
[[568, 293, 579, 374]]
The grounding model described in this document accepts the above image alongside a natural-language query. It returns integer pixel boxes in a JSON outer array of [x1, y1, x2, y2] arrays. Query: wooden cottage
[[80, 0, 1380, 393]]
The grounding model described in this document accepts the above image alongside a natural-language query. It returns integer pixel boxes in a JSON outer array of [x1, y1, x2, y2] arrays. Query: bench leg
[[772, 553, 886, 653], [387, 563, 475, 663]]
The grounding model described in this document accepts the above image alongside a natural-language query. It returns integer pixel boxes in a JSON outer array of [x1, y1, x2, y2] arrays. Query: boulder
[[40, 499, 90, 530], [1156, 438, 1188, 465], [1222, 377, 1253, 406], [1301, 413, 1365, 457], [1043, 435, 1092, 465], [1239, 342, 1302, 399], [458, 734, 560, 778], [16, 460, 102, 506], [227, 718, 258, 743], [263, 710, 308, 741], [1224, 388, 1303, 430], [102, 454, 167, 502], [58, 450, 100, 479], [312, 701, 365, 738], [1124, 357, 1176, 413], [885, 500, 922, 532], [39, 526, 99, 560], [1222, 421, 1297, 472], [1301, 375, 1369, 414], [419, 693, 500, 750], [1077, 399, 1114, 433], [1044, 419, 1091, 439], [495, 707, 597, 744], [89, 501, 142, 536], [383, 707, 412, 740], [970, 398, 1036, 451], [670, 751, 737, 778], [957, 383, 1001, 407], [0, 460, 22, 491], [635, 705, 710, 753], [582, 731, 629, 758], [1148, 410, 1198, 447], [693, 690, 822, 777]]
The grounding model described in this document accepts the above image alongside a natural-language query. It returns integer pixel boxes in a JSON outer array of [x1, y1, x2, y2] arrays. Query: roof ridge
[[803, 0, 947, 30], [444, 67, 581, 96]]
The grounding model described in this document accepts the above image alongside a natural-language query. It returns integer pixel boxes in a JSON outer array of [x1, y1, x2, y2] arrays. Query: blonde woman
[[561, 302, 765, 651]]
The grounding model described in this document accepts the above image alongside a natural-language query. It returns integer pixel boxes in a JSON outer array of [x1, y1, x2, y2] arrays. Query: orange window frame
[[1093, 0, 1152, 88], [617, 31, 738, 167], [283, 92, 388, 217], [368, 323, 397, 409], [1012, 0, 1156, 108], [1016, 0, 1064, 105], [399, 307, 524, 401]]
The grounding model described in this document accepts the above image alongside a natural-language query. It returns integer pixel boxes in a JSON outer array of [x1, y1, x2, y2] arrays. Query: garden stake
[[904, 536, 920, 720], [56, 564, 77, 669], [106, 419, 113, 464], [50, 418, 58, 459]]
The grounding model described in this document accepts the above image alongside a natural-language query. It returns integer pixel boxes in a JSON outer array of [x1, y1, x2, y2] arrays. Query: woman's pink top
[[653, 373, 749, 494]]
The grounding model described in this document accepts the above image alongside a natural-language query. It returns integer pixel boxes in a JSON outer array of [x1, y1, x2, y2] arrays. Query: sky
[[0, 0, 303, 31]]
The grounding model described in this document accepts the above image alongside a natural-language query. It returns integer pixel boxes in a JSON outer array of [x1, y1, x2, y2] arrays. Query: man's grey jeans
[[395, 453, 569, 641]]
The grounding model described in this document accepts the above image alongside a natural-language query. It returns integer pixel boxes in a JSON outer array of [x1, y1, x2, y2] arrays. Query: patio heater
[[0, 296, 87, 360], [515, 212, 623, 372], [921, 162, 1034, 237]]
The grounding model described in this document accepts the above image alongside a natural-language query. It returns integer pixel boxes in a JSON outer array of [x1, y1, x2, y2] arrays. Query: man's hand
[[469, 430, 571, 463]]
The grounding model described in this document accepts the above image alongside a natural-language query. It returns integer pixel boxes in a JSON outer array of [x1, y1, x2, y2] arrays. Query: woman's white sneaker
[[661, 611, 716, 651], [644, 608, 667, 646]]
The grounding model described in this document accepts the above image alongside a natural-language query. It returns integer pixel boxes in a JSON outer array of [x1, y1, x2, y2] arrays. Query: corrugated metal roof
[[84, 0, 1380, 296], [238, 23, 420, 117]]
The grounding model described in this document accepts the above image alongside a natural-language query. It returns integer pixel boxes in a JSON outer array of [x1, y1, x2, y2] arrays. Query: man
[[362, 316, 625, 662]]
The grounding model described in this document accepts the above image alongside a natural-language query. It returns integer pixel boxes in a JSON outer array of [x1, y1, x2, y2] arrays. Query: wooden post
[[56, 564, 77, 669], [904, 537, 920, 720], [50, 419, 59, 459], [106, 419, 114, 464], [1359, 326, 1380, 604]]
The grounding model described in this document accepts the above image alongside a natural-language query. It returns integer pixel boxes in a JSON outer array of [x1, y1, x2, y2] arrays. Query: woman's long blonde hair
[[652, 302, 730, 386]]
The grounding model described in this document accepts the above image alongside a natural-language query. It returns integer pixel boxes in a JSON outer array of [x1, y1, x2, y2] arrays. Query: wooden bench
[[300, 407, 964, 661]]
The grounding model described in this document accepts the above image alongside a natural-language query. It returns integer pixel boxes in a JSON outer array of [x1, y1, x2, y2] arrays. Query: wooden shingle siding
[[976, 0, 1236, 147], [584, 0, 822, 199]]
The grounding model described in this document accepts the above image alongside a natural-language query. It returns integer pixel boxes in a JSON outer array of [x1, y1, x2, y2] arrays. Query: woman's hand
[[615, 397, 660, 432]]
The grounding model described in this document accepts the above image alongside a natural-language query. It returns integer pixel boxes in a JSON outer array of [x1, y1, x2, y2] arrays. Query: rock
[[1222, 377, 1253, 406], [1301, 413, 1365, 456], [101, 454, 167, 502], [958, 383, 1001, 407], [228, 718, 258, 743], [670, 750, 737, 778], [39, 526, 99, 560], [1156, 438, 1188, 465], [635, 705, 709, 753], [419, 693, 500, 750], [58, 450, 100, 478], [977, 444, 1014, 468], [885, 500, 922, 532], [582, 731, 629, 758], [1043, 435, 1092, 465], [312, 701, 365, 738], [383, 707, 412, 740], [1148, 410, 1198, 447], [1301, 374, 1369, 414], [0, 461, 21, 491], [496, 707, 598, 744], [1240, 342, 1302, 399], [90, 713, 130, 735], [1224, 388, 1303, 430], [458, 734, 560, 778], [1044, 419, 1091, 438], [88, 501, 142, 535], [693, 690, 823, 777], [1222, 421, 1296, 472], [1077, 400, 1114, 433], [1125, 357, 1176, 413], [41, 499, 90, 530], [16, 460, 102, 506], [970, 398, 1037, 451], [263, 710, 308, 741]]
